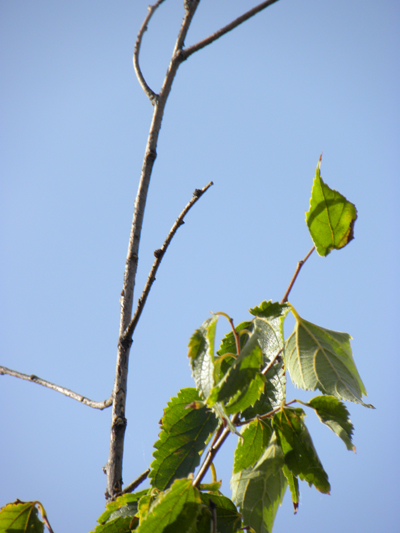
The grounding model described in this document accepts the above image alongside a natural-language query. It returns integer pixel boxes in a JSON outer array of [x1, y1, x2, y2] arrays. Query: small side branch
[[281, 246, 315, 304], [133, 0, 166, 103], [122, 468, 150, 495], [182, 0, 280, 60], [0, 366, 112, 410], [120, 181, 213, 345]]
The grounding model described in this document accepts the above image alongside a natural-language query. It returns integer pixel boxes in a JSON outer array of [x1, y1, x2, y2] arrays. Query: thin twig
[[106, 0, 201, 500], [182, 0, 280, 60], [261, 348, 282, 376], [236, 400, 297, 427], [122, 468, 150, 495], [133, 0, 166, 103], [0, 366, 112, 410], [193, 410, 243, 488], [280, 246, 315, 304], [120, 181, 213, 345]]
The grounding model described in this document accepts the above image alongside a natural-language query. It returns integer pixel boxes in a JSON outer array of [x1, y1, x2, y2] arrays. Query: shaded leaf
[[136, 478, 202, 533], [93, 490, 148, 531], [282, 465, 299, 514], [308, 395, 355, 451], [0, 500, 45, 533], [208, 328, 265, 415], [90, 516, 136, 533], [306, 155, 357, 257], [272, 407, 330, 494], [233, 418, 272, 473], [150, 388, 218, 490], [285, 309, 371, 407], [198, 493, 242, 533], [188, 316, 218, 399], [231, 432, 286, 533]]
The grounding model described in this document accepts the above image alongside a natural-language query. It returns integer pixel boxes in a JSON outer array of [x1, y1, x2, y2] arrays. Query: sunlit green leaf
[[136, 478, 202, 533], [231, 432, 286, 533], [0, 500, 44, 533], [149, 388, 218, 491], [233, 418, 272, 473], [308, 395, 355, 451], [306, 156, 357, 257], [188, 315, 218, 399], [272, 407, 330, 494], [285, 308, 372, 407]]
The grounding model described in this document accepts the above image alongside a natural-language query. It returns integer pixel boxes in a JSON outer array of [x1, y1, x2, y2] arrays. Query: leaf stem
[[281, 246, 315, 304]]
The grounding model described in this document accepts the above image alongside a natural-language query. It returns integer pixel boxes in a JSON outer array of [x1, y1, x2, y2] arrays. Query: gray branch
[[0, 366, 112, 410], [182, 0, 280, 60], [120, 181, 213, 346], [133, 0, 166, 103], [105, 0, 201, 501]]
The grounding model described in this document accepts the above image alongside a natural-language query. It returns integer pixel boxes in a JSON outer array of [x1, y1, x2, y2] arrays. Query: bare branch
[[193, 423, 232, 488], [121, 468, 150, 495], [106, 0, 201, 501], [0, 366, 112, 410], [120, 181, 213, 346], [133, 0, 166, 103], [182, 0, 280, 60], [280, 246, 315, 304]]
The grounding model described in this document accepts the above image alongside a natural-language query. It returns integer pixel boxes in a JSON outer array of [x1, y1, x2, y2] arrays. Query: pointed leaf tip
[[306, 158, 357, 257]]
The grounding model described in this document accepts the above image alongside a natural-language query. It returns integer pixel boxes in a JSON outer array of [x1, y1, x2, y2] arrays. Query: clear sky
[[1, 1, 399, 532]]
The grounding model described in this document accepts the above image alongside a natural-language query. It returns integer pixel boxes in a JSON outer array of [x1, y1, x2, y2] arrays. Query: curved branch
[[0, 366, 112, 410], [120, 181, 213, 346], [133, 0, 166, 103], [182, 0, 280, 60]]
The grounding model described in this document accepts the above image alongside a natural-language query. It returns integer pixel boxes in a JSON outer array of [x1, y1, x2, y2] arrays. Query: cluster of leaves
[[0, 159, 371, 533]]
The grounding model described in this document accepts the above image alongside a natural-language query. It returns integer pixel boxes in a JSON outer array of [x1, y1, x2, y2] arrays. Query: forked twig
[[0, 366, 113, 410], [120, 181, 213, 346]]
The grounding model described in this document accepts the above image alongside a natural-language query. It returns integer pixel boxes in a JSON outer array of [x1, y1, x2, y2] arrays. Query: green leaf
[[198, 493, 242, 533], [306, 156, 357, 257], [231, 432, 286, 533], [136, 478, 202, 533], [285, 309, 371, 406], [249, 300, 290, 321], [208, 328, 265, 415], [188, 315, 218, 399], [272, 407, 330, 494], [90, 516, 137, 533], [93, 491, 148, 529], [149, 388, 218, 490], [282, 465, 299, 514], [233, 418, 272, 473], [308, 395, 355, 451], [0, 501, 44, 533]]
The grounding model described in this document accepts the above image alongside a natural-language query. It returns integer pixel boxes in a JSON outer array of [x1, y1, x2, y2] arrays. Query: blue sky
[[1, 1, 399, 532]]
